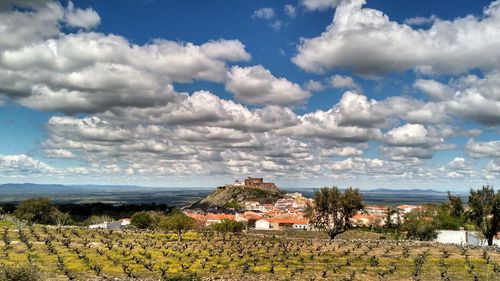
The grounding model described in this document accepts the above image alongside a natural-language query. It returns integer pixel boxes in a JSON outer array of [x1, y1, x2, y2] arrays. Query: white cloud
[[330, 75, 361, 91], [65, 1, 100, 30], [293, 0, 500, 77], [415, 72, 500, 125], [284, 4, 297, 18], [0, 1, 64, 50], [270, 20, 283, 31], [300, 0, 339, 11], [225, 65, 310, 106], [384, 124, 430, 147], [304, 80, 325, 92], [45, 149, 76, 159], [0, 154, 56, 175], [466, 139, 500, 158], [0, 29, 250, 113], [404, 15, 438, 26], [321, 147, 363, 157], [252, 7, 275, 20], [414, 79, 454, 101]]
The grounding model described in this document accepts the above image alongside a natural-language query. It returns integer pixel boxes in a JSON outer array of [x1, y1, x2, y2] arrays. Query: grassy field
[[1, 221, 500, 280]]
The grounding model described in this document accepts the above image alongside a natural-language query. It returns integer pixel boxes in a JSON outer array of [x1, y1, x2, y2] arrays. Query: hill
[[189, 184, 284, 209]]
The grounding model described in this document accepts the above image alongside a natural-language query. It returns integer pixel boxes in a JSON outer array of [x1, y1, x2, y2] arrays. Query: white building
[[255, 219, 271, 230], [435, 230, 500, 246], [88, 218, 130, 230]]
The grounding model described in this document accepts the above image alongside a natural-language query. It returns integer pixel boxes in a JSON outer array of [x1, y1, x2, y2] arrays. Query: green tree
[[52, 210, 72, 227], [306, 187, 364, 240], [403, 208, 438, 241], [211, 219, 244, 241], [433, 203, 463, 230], [385, 206, 394, 229], [14, 198, 58, 224], [131, 211, 153, 229], [448, 191, 464, 218], [468, 185, 500, 246], [158, 211, 196, 241]]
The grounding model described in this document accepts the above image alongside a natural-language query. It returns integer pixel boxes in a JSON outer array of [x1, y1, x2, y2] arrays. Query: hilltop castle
[[225, 177, 278, 191]]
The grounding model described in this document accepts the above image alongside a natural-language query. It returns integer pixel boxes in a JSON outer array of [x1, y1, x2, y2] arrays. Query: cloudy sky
[[1, 0, 499, 190]]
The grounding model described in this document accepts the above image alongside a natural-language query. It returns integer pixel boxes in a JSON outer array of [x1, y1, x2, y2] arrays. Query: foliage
[[222, 201, 243, 210], [130, 211, 165, 229], [385, 206, 395, 229], [158, 210, 196, 241], [306, 187, 364, 240], [0, 264, 44, 281], [447, 191, 464, 217], [403, 208, 438, 241], [468, 185, 500, 246], [211, 219, 244, 241], [433, 204, 464, 230], [52, 209, 72, 226], [14, 198, 58, 224]]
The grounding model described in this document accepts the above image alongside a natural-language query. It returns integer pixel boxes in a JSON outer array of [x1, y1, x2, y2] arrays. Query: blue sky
[[0, 0, 499, 190]]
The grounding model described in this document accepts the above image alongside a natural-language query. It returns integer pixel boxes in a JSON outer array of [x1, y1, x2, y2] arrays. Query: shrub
[[0, 264, 44, 281]]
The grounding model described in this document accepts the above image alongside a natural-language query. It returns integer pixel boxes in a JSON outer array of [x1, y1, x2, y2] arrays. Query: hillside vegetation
[[189, 185, 284, 209], [1, 222, 500, 280]]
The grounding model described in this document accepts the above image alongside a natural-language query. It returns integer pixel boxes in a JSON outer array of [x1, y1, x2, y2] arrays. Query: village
[[183, 177, 421, 231], [86, 177, 500, 247]]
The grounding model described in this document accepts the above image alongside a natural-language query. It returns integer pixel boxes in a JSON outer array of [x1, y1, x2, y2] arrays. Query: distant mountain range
[[0, 183, 465, 205]]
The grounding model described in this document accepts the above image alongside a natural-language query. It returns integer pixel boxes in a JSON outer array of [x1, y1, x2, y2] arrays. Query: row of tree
[[130, 210, 244, 241], [6, 185, 500, 245], [307, 185, 500, 246]]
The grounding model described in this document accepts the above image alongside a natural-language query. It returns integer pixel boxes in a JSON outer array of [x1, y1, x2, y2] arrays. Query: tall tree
[[385, 206, 394, 229], [306, 187, 364, 240], [403, 208, 438, 241], [448, 191, 464, 218], [468, 185, 500, 246], [158, 211, 196, 242]]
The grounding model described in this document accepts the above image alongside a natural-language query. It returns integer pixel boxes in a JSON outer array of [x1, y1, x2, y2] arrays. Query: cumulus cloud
[[415, 72, 500, 125], [320, 146, 363, 157], [304, 80, 325, 92], [466, 139, 500, 158], [330, 75, 361, 91], [300, 0, 339, 11], [65, 1, 100, 30], [293, 0, 500, 77], [225, 65, 310, 106], [0, 154, 56, 175], [281, 107, 383, 143], [252, 7, 275, 20], [384, 124, 433, 147], [0, 1, 64, 50], [0, 28, 250, 113]]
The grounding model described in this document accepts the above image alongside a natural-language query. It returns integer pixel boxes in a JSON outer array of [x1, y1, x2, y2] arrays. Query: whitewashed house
[[255, 219, 271, 230], [435, 230, 500, 246]]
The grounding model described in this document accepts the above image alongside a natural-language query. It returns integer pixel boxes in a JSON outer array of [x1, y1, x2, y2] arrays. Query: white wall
[[435, 230, 467, 245], [255, 219, 270, 230]]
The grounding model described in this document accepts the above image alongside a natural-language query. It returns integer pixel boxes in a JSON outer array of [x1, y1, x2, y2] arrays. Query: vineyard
[[1, 222, 500, 280]]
